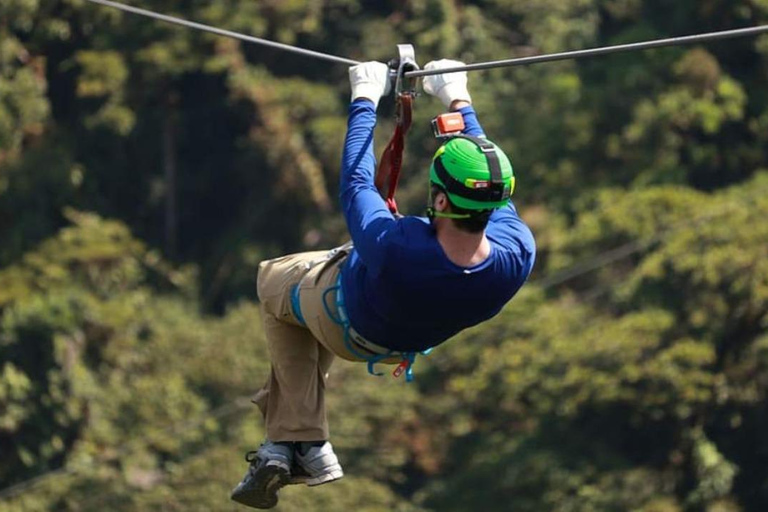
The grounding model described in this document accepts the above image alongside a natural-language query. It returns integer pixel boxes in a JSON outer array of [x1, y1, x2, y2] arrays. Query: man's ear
[[434, 191, 449, 212]]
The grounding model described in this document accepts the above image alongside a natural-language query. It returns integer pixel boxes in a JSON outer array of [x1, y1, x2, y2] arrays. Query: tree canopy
[[2, 0, 768, 510]]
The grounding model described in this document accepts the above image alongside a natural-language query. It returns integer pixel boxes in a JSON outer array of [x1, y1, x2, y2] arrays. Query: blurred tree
[[2, 0, 768, 510]]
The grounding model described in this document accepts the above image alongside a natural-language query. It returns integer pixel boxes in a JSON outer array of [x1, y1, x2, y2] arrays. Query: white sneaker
[[293, 441, 344, 486]]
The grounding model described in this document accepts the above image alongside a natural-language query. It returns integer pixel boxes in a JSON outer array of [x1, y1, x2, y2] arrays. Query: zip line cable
[[406, 24, 768, 78], [84, 0, 359, 66], [531, 196, 747, 290], [85, 0, 768, 75]]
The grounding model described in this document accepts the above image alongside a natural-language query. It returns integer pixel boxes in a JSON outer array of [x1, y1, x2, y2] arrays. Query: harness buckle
[[392, 359, 410, 379]]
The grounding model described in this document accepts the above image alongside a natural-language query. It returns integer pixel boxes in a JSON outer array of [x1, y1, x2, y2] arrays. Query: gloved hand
[[422, 59, 471, 108], [349, 61, 391, 109]]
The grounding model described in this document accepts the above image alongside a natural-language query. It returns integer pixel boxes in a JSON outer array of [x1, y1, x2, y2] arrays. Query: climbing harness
[[322, 273, 432, 383], [374, 44, 419, 215], [289, 242, 353, 328], [289, 242, 432, 383]]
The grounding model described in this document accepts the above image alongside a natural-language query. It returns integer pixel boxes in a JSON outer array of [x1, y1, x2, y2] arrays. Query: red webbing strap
[[375, 94, 413, 215]]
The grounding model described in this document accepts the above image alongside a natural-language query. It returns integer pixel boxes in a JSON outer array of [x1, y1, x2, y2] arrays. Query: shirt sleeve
[[487, 202, 536, 269], [339, 99, 397, 274], [458, 105, 485, 137], [466, 107, 535, 261]]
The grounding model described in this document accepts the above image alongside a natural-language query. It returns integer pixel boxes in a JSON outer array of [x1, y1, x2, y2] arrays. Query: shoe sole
[[231, 464, 290, 509], [306, 467, 344, 487]]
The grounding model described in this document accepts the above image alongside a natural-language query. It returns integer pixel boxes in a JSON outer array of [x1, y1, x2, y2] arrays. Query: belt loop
[[311, 241, 353, 285]]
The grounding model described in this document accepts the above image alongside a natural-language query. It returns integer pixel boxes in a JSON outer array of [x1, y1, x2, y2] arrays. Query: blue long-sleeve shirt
[[339, 99, 535, 352]]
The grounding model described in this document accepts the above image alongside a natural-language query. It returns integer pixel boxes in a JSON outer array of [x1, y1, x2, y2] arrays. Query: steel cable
[[406, 24, 768, 78], [84, 0, 359, 66], [85, 1, 768, 76]]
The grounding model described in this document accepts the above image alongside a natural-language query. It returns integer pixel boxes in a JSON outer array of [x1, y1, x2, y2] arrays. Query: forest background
[[2, 0, 768, 510]]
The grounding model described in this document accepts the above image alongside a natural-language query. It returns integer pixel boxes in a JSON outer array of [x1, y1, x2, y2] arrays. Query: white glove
[[349, 61, 391, 109], [422, 59, 471, 108]]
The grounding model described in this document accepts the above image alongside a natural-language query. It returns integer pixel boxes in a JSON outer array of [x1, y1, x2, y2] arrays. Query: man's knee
[[256, 258, 288, 319]]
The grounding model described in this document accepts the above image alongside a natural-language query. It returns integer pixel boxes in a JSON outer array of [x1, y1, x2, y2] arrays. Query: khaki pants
[[252, 247, 379, 442]]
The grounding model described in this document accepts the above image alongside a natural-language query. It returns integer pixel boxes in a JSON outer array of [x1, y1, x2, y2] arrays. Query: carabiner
[[391, 43, 419, 96]]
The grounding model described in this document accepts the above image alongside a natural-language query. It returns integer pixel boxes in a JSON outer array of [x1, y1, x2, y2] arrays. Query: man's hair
[[431, 185, 493, 234]]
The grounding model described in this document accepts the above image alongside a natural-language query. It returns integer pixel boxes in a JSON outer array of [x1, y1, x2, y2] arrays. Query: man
[[231, 60, 536, 509]]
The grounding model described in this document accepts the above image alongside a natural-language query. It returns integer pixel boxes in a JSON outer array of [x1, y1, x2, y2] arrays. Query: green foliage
[[0, 35, 49, 162], [74, 50, 134, 134], [3, 0, 768, 510]]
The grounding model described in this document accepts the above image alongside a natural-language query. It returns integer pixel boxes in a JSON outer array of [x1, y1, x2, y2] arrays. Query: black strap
[[454, 135, 503, 186], [434, 135, 509, 203]]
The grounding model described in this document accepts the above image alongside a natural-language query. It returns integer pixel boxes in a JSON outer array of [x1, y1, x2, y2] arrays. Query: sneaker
[[230, 441, 292, 509], [287, 459, 311, 486], [293, 441, 344, 487]]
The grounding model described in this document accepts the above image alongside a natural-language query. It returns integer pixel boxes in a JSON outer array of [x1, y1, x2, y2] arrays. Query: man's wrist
[[351, 84, 384, 109], [352, 97, 377, 107], [449, 100, 471, 111]]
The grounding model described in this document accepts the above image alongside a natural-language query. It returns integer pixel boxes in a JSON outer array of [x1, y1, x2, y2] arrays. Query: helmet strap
[[426, 207, 472, 220]]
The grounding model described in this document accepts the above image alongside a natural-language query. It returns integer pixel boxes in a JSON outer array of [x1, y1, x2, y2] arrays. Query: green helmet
[[429, 135, 515, 211]]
